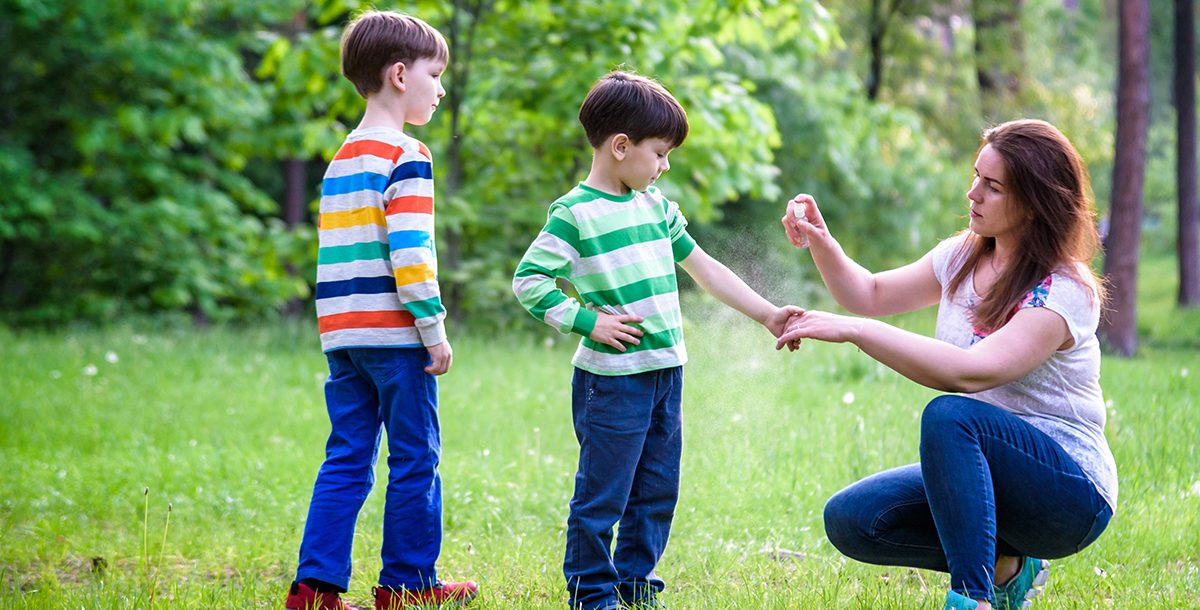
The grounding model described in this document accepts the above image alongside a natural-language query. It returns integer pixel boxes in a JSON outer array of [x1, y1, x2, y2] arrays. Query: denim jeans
[[296, 347, 441, 591], [824, 395, 1112, 603], [565, 366, 684, 610]]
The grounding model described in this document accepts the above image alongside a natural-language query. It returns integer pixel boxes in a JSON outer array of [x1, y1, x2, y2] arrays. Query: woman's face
[[966, 144, 1025, 242]]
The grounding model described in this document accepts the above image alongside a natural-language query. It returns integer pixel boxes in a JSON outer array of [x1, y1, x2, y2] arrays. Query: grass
[[1, 256, 1198, 609]]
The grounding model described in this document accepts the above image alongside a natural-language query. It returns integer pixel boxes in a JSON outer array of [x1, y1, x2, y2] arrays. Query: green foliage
[[256, 0, 836, 324], [2, 0, 1181, 327], [0, 0, 310, 323]]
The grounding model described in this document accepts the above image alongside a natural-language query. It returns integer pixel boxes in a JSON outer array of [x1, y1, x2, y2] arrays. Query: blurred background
[[1, 0, 1193, 353]]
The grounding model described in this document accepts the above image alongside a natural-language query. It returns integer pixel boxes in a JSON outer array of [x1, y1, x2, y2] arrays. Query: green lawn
[[1, 258, 1198, 609]]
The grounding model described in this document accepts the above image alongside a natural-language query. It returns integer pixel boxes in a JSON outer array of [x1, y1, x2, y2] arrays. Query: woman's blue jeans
[[823, 395, 1112, 602], [296, 347, 441, 591], [565, 366, 684, 610]]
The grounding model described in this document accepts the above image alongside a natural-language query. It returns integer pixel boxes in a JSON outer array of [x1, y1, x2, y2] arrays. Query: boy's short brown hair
[[341, 11, 449, 98], [578, 71, 689, 149]]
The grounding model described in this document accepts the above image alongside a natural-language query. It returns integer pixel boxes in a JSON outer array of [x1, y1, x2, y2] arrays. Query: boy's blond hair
[[340, 11, 449, 98]]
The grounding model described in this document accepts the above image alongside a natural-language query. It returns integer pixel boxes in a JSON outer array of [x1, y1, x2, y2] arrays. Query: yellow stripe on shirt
[[394, 263, 436, 286], [321, 206, 385, 230]]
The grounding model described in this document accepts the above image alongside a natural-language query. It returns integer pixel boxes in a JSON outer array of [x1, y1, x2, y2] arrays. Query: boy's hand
[[765, 305, 806, 351], [775, 310, 864, 349], [589, 312, 645, 352], [426, 340, 453, 375]]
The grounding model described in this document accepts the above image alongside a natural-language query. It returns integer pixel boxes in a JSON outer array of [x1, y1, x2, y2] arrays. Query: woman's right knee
[[823, 488, 873, 559]]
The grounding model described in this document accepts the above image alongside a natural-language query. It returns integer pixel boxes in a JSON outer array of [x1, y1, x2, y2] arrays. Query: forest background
[[2, 0, 1195, 338]]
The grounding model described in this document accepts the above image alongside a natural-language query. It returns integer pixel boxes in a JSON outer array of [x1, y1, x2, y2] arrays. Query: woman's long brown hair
[[946, 119, 1106, 332]]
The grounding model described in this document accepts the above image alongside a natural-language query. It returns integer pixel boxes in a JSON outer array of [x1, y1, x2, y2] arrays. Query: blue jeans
[[824, 395, 1112, 602], [565, 367, 684, 610], [296, 347, 441, 591]]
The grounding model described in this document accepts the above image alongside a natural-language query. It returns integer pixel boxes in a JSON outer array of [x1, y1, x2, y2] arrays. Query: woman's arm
[[782, 194, 942, 316], [775, 306, 1071, 392]]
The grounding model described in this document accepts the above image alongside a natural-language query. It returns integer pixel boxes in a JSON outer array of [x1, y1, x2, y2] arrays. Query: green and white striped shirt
[[513, 183, 697, 375]]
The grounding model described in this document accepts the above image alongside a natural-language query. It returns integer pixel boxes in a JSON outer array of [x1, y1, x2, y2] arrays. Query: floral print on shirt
[[971, 275, 1054, 344]]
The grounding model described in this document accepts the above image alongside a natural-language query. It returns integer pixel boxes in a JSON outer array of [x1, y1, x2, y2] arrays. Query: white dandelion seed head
[[83, 364, 98, 376], [842, 392, 856, 405], [105, 351, 119, 364]]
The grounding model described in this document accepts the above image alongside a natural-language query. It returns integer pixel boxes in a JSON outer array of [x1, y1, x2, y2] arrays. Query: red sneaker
[[373, 580, 479, 609], [285, 582, 366, 610]]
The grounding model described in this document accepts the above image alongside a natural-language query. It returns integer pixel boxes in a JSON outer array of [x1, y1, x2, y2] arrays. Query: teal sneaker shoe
[[993, 557, 1050, 610], [943, 590, 980, 610]]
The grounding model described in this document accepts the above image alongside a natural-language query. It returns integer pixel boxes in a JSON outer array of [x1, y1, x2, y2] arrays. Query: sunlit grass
[[1, 258, 1197, 608]]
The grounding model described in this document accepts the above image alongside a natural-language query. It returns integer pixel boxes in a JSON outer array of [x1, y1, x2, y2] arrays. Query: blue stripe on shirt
[[391, 160, 432, 183], [322, 172, 389, 197], [315, 275, 397, 300], [389, 230, 431, 251]]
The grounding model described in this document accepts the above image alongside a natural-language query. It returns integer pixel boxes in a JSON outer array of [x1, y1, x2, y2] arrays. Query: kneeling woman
[[776, 119, 1116, 610]]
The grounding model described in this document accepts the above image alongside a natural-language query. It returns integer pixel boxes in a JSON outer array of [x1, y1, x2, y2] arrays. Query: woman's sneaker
[[942, 590, 980, 610], [993, 557, 1050, 610], [374, 580, 479, 609]]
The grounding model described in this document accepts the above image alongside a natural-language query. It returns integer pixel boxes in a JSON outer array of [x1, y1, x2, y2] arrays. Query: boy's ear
[[610, 133, 630, 161], [386, 61, 407, 92]]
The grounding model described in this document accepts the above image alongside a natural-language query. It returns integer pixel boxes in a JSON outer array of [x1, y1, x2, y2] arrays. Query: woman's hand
[[781, 193, 830, 249], [774, 310, 865, 350]]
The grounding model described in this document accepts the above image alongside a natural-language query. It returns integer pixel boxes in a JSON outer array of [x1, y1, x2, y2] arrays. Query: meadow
[[1, 257, 1198, 609]]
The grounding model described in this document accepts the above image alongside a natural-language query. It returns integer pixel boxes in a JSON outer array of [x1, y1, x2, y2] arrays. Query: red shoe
[[285, 582, 367, 610], [373, 580, 479, 609]]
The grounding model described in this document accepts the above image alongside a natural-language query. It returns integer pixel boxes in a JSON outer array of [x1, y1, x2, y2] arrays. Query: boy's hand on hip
[[426, 340, 453, 375], [589, 313, 644, 353]]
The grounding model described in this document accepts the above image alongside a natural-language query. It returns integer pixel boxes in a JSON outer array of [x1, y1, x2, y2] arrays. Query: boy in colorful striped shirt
[[287, 11, 477, 610], [512, 71, 804, 610]]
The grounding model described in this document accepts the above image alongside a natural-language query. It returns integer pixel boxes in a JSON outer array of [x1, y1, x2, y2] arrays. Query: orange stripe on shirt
[[394, 264, 435, 286], [318, 310, 415, 334], [333, 140, 405, 162], [321, 207, 386, 230], [386, 195, 434, 215]]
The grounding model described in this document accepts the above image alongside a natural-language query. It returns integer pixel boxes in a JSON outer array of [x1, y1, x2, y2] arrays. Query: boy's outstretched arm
[[678, 245, 804, 338]]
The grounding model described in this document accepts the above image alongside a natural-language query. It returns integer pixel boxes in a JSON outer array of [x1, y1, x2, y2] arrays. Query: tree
[[1176, 0, 1200, 306], [260, 0, 831, 323], [972, 0, 1025, 121], [0, 1, 310, 323], [1101, 0, 1151, 356], [864, 0, 915, 100]]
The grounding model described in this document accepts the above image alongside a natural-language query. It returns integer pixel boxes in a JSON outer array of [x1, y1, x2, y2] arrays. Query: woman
[[776, 119, 1116, 610]]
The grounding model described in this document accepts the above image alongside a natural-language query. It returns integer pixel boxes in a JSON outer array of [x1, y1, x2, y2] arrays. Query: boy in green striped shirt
[[512, 71, 803, 610]]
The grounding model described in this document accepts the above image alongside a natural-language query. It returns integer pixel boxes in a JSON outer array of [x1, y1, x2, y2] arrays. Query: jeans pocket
[[1075, 503, 1114, 553]]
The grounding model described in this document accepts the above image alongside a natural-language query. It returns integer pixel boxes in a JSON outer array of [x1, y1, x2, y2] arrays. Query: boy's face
[[401, 57, 447, 126], [617, 137, 674, 192]]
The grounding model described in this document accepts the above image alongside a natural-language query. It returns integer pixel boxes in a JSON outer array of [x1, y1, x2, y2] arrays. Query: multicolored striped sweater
[[513, 183, 697, 375], [316, 126, 445, 352]]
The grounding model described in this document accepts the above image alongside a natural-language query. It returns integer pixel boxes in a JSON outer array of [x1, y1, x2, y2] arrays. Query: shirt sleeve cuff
[[570, 308, 598, 337], [417, 320, 447, 347]]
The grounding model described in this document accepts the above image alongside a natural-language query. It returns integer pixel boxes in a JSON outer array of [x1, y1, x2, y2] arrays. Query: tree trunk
[[1176, 0, 1200, 306], [973, 0, 1025, 121], [1101, 0, 1151, 356], [283, 159, 307, 227], [439, 0, 490, 320], [867, 0, 885, 100], [864, 0, 912, 101]]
